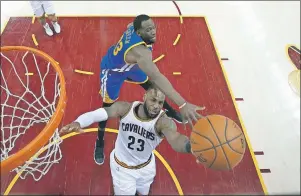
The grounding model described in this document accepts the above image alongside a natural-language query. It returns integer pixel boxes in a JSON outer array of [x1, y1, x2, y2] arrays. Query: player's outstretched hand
[[179, 102, 205, 130], [191, 147, 202, 164], [59, 122, 84, 135]]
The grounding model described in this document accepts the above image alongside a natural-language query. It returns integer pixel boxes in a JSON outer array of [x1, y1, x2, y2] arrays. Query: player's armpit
[[158, 115, 191, 153], [104, 101, 132, 119]]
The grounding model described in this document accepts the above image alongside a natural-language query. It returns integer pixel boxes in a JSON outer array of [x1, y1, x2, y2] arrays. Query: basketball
[[190, 115, 246, 171]]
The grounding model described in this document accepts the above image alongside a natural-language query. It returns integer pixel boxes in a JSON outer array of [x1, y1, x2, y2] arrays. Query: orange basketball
[[190, 115, 246, 170]]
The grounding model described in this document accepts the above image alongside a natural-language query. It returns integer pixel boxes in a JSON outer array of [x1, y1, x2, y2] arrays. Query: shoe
[[43, 23, 53, 36], [165, 109, 188, 124], [94, 139, 105, 165], [52, 21, 61, 33]]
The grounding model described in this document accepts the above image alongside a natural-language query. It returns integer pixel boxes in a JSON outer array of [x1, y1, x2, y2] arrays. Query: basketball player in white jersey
[[29, 1, 61, 36], [60, 86, 202, 195]]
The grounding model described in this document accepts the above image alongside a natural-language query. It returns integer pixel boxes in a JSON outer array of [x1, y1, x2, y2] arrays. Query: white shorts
[[110, 149, 156, 195], [30, 1, 55, 17]]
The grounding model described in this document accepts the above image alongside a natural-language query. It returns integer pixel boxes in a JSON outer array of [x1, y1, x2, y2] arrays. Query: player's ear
[[137, 29, 141, 36]]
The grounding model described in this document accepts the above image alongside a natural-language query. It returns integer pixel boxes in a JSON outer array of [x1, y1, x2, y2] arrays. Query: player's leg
[[29, 1, 53, 36], [110, 150, 137, 195], [126, 68, 186, 124], [94, 101, 112, 165], [42, 1, 61, 33], [96, 57, 125, 165], [136, 153, 156, 195]]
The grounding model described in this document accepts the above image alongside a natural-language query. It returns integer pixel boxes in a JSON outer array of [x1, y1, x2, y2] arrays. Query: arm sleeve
[[74, 108, 108, 128]]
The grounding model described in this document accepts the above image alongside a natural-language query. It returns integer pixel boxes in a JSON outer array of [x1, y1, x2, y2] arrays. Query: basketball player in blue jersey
[[97, 14, 205, 165], [60, 86, 201, 195]]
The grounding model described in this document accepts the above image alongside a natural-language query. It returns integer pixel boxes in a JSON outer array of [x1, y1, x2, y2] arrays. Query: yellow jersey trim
[[123, 41, 147, 64]]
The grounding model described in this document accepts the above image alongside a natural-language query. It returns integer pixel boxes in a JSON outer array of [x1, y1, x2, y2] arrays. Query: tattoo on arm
[[185, 140, 192, 153], [159, 116, 192, 154]]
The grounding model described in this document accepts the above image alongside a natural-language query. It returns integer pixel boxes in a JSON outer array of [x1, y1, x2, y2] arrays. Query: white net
[[1, 49, 63, 181]]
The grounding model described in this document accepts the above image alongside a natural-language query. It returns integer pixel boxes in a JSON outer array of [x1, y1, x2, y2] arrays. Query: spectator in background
[[30, 1, 61, 36]]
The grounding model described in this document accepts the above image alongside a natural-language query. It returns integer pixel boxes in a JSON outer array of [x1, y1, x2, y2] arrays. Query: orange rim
[[0, 46, 67, 174]]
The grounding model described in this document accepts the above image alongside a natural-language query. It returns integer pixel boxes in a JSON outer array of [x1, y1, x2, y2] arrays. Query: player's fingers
[[180, 115, 187, 130], [68, 126, 77, 133], [190, 111, 198, 122], [78, 129, 85, 134], [182, 121, 187, 130], [189, 122, 194, 130], [187, 118, 193, 130], [59, 126, 69, 134], [196, 106, 206, 111], [194, 112, 203, 119]]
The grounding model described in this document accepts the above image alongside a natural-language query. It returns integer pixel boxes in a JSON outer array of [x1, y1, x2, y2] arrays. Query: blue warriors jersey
[[105, 25, 153, 72]]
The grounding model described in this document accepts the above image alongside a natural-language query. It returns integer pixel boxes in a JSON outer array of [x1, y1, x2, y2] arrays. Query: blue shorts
[[99, 55, 148, 103]]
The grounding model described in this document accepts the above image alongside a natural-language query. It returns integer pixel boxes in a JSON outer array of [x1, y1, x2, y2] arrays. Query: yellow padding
[[173, 34, 181, 46], [74, 69, 94, 75], [180, 15, 183, 24], [153, 54, 165, 63], [173, 72, 181, 75], [32, 34, 38, 46]]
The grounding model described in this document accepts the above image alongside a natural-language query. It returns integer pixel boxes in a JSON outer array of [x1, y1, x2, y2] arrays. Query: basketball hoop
[[0, 46, 67, 181]]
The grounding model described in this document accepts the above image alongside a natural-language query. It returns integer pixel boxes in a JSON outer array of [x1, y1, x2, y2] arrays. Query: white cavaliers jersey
[[114, 101, 165, 166]]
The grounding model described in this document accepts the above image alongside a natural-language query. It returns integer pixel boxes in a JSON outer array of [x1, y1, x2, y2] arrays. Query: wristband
[[185, 140, 191, 153], [179, 102, 187, 109]]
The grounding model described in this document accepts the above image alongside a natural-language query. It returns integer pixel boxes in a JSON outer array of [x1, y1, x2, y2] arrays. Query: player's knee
[[98, 120, 107, 129], [102, 102, 114, 108], [99, 90, 118, 104], [47, 14, 57, 20], [37, 14, 46, 19]]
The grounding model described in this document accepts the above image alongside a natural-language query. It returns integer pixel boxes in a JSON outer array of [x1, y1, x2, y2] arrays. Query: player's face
[[138, 19, 156, 44], [143, 89, 165, 118]]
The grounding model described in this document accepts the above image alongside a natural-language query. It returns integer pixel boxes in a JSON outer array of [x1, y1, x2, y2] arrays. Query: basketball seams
[[193, 131, 243, 153], [225, 119, 244, 155], [226, 140, 244, 155], [226, 139, 244, 155], [191, 130, 217, 168], [191, 115, 245, 170], [223, 118, 232, 168], [206, 117, 231, 170]]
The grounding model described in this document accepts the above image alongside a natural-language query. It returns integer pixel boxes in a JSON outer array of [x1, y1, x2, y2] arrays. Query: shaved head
[[146, 87, 165, 99]]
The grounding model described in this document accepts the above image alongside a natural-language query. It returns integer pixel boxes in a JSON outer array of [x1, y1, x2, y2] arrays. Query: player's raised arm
[[131, 45, 186, 107], [130, 45, 205, 129], [59, 101, 131, 135], [156, 114, 192, 153]]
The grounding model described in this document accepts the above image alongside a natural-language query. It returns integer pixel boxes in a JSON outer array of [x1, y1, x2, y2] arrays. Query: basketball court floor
[[1, 1, 300, 195]]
